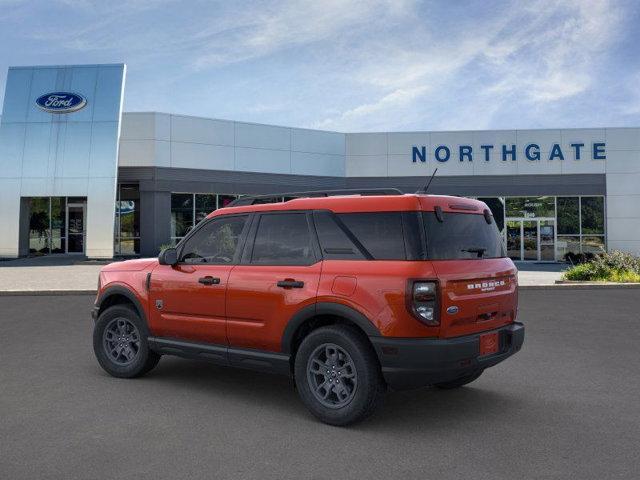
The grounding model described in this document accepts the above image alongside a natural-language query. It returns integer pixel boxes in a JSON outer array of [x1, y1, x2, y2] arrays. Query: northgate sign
[[411, 142, 606, 163]]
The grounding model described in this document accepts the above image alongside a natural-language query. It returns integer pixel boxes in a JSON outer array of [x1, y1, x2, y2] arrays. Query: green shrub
[[157, 243, 173, 254], [563, 263, 595, 281], [593, 250, 640, 273], [563, 250, 640, 282]]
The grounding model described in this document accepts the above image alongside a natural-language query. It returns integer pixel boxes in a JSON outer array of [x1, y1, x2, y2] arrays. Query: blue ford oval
[[36, 92, 87, 114]]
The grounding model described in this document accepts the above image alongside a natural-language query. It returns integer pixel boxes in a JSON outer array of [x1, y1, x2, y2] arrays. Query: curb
[[0, 290, 97, 296]]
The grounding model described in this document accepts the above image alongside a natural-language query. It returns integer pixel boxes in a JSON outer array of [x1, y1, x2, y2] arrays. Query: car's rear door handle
[[198, 276, 220, 285], [277, 279, 304, 288]]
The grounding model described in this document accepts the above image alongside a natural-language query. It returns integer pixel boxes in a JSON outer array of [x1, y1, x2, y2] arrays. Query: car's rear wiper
[[461, 247, 486, 258]]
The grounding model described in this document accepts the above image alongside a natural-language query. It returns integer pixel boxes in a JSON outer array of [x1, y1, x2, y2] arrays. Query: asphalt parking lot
[[1, 290, 639, 479]]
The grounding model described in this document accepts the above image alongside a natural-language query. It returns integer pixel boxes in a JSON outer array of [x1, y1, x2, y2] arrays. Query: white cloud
[[1, 0, 631, 130], [314, 0, 625, 130], [191, 0, 413, 69]]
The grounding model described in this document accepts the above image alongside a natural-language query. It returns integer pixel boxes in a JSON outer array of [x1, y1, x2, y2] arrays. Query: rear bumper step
[[371, 323, 525, 390]]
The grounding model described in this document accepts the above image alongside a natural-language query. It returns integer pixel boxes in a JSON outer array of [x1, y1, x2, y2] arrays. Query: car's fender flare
[[281, 302, 380, 354], [96, 284, 148, 326]]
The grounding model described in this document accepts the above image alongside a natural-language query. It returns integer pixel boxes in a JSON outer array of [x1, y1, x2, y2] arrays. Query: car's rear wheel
[[93, 304, 160, 378], [294, 325, 385, 426], [434, 370, 483, 389]]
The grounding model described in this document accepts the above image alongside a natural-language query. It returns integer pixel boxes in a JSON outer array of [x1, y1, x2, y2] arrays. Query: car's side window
[[250, 213, 315, 265], [313, 211, 366, 260], [180, 215, 248, 264], [337, 212, 407, 260]]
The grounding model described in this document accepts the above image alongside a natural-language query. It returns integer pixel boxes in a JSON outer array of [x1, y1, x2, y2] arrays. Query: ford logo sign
[[446, 306, 459, 315], [35, 92, 87, 114]]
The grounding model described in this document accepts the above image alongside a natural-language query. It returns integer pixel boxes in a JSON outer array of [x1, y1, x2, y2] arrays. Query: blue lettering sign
[[480, 145, 493, 162], [525, 144, 540, 161], [502, 144, 516, 162], [412, 146, 426, 163], [593, 142, 606, 160], [459, 145, 472, 162], [409, 141, 605, 164], [434, 145, 450, 162], [571, 143, 584, 160], [549, 143, 564, 160]]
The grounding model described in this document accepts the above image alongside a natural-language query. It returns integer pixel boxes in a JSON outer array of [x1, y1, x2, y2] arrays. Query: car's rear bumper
[[370, 322, 524, 390]]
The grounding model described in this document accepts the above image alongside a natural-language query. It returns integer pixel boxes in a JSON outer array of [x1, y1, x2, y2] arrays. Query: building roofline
[[122, 111, 344, 135], [123, 111, 639, 135], [8, 63, 125, 70]]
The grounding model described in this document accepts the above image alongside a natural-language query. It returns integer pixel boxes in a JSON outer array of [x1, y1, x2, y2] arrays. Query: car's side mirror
[[158, 247, 178, 266]]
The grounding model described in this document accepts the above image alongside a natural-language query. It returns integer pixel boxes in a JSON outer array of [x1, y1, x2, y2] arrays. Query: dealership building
[[1, 63, 639, 261]]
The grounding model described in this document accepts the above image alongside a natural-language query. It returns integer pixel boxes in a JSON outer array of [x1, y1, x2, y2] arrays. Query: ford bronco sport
[[92, 189, 524, 425]]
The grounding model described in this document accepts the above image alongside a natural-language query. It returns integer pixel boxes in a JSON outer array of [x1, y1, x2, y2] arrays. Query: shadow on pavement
[[120, 355, 525, 430]]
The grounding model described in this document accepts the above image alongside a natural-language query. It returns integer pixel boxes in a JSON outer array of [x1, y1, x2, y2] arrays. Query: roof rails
[[226, 188, 404, 207]]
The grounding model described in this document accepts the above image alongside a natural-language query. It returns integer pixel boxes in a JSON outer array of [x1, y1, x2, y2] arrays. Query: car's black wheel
[[93, 304, 160, 378], [434, 370, 483, 389], [294, 325, 385, 426]]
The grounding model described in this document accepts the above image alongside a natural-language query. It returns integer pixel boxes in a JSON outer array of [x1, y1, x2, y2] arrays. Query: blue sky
[[1, 0, 639, 132]]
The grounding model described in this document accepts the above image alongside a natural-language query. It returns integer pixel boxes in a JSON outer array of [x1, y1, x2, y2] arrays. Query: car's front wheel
[[93, 304, 160, 378], [294, 325, 385, 426]]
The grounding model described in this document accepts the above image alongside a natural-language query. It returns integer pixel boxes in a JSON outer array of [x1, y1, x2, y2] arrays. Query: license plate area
[[479, 332, 499, 356]]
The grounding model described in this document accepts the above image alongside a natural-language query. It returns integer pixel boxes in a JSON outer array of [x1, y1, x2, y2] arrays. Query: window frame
[[240, 211, 321, 266], [311, 210, 372, 260], [175, 213, 252, 265], [311, 210, 423, 261]]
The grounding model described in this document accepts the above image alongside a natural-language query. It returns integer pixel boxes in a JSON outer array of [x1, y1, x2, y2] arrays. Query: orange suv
[[92, 189, 524, 425]]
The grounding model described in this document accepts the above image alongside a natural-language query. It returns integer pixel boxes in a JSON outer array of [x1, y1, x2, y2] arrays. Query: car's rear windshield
[[423, 212, 506, 260]]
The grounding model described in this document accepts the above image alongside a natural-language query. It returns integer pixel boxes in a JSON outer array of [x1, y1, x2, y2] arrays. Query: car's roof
[[209, 194, 488, 218]]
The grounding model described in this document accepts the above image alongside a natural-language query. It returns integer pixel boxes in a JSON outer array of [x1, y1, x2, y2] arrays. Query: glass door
[[66, 203, 86, 254], [505, 218, 556, 261], [540, 220, 556, 261], [506, 220, 522, 261], [522, 220, 538, 261]]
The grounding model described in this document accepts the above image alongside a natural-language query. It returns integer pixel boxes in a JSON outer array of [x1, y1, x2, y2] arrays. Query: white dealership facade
[[1, 63, 639, 260]]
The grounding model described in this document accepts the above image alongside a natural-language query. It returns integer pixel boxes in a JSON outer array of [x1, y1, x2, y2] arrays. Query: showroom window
[[114, 184, 140, 255], [505, 196, 555, 219], [27, 196, 86, 255], [170, 193, 245, 244], [28, 197, 58, 254], [556, 196, 606, 258]]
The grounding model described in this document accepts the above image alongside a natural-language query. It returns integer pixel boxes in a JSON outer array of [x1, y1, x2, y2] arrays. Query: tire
[[434, 370, 483, 390], [294, 325, 385, 426], [93, 304, 160, 378]]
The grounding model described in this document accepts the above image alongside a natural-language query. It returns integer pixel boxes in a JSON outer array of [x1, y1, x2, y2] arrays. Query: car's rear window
[[423, 212, 506, 260]]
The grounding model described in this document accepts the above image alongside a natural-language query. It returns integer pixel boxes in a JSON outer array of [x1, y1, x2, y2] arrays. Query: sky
[[0, 0, 639, 132]]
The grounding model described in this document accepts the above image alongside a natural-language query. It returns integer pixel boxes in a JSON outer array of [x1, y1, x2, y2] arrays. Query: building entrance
[[26, 197, 87, 256], [506, 218, 556, 261]]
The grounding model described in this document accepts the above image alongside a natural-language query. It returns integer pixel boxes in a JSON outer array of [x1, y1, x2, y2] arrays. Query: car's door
[[149, 214, 250, 345], [226, 211, 322, 352]]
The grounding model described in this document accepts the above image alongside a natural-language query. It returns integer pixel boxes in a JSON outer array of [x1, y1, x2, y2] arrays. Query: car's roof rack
[[226, 188, 404, 207]]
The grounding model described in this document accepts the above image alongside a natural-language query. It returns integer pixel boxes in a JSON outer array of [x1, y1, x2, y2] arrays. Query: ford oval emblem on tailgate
[[447, 306, 459, 315]]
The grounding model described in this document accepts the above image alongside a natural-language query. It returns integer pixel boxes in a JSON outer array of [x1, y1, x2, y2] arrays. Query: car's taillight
[[409, 280, 439, 326]]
